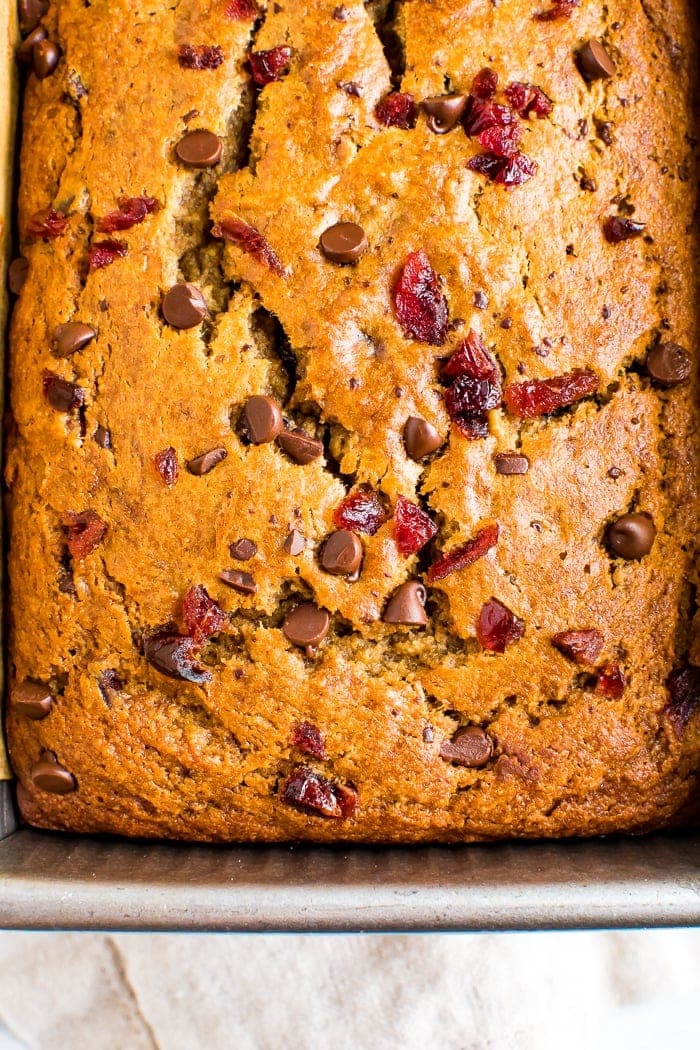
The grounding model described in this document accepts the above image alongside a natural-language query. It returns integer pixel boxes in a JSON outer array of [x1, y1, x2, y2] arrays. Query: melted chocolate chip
[[578, 39, 616, 81], [422, 93, 467, 133], [606, 512, 656, 560], [143, 629, 212, 683], [283, 603, 330, 648], [17, 24, 45, 62], [403, 416, 442, 461], [229, 538, 257, 560], [175, 129, 223, 168], [494, 451, 529, 475], [439, 726, 493, 768], [646, 342, 691, 387], [219, 569, 257, 594], [11, 680, 53, 720], [162, 283, 208, 329], [277, 428, 324, 464], [8, 257, 29, 293], [43, 373, 85, 413], [382, 581, 428, 626], [319, 222, 368, 264], [187, 447, 227, 475], [18, 0, 49, 34], [243, 395, 284, 443], [30, 752, 76, 794], [52, 321, 96, 357], [320, 530, 363, 576], [284, 529, 306, 555], [33, 38, 60, 78]]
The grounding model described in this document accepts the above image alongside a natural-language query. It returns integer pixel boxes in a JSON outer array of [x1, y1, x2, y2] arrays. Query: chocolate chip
[[30, 752, 76, 794], [43, 373, 85, 413], [144, 630, 212, 684], [580, 175, 597, 192], [283, 603, 330, 648], [52, 321, 96, 357], [175, 129, 223, 168], [162, 283, 208, 329], [473, 290, 488, 309], [382, 581, 428, 626], [8, 257, 29, 294], [94, 424, 111, 449], [339, 80, 362, 97], [320, 530, 363, 576], [606, 512, 656, 560], [500, 317, 513, 329], [646, 342, 691, 387], [422, 94, 467, 134], [11, 680, 53, 720], [277, 428, 324, 464], [403, 416, 441, 461], [243, 395, 284, 444], [187, 447, 227, 475], [284, 529, 306, 555], [229, 538, 257, 560], [219, 569, 257, 595], [18, 0, 49, 34], [604, 216, 646, 243], [439, 726, 493, 768], [319, 222, 368, 264], [607, 466, 622, 479], [494, 451, 529, 475], [17, 24, 45, 62], [33, 38, 60, 78], [578, 39, 616, 81], [332, 5, 349, 20]]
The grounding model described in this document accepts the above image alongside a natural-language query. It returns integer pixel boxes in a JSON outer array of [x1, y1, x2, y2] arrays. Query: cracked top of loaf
[[5, 0, 699, 841]]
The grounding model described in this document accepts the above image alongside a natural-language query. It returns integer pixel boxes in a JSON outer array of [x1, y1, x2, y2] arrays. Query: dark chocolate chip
[[382, 581, 428, 626], [144, 630, 212, 683], [18, 0, 49, 34], [473, 290, 489, 309], [229, 538, 257, 560], [422, 93, 467, 133], [580, 175, 597, 192], [339, 80, 362, 97], [43, 373, 85, 413], [8, 257, 29, 294], [30, 752, 76, 794], [11, 680, 53, 720], [187, 447, 227, 475], [332, 5, 349, 20], [500, 317, 513, 329], [219, 569, 257, 594], [578, 39, 616, 81], [439, 726, 493, 768], [33, 38, 60, 78], [162, 282, 208, 329], [94, 424, 111, 449], [606, 512, 656, 560], [243, 395, 284, 444], [277, 428, 324, 464], [403, 416, 441, 461], [646, 342, 691, 387], [52, 321, 96, 356], [175, 128, 223, 168], [494, 451, 529, 475], [604, 216, 646, 243], [284, 529, 306, 555], [283, 603, 330, 648], [320, 530, 363, 576], [319, 222, 368, 264], [17, 24, 45, 62]]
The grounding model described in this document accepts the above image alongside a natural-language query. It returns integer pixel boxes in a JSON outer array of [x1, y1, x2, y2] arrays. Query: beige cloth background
[[0, 929, 697, 1048]]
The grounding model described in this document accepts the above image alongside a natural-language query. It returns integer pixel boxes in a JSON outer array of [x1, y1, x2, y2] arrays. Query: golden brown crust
[[6, 0, 699, 841]]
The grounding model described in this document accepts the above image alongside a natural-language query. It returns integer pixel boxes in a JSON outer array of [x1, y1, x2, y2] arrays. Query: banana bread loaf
[[6, 0, 699, 841]]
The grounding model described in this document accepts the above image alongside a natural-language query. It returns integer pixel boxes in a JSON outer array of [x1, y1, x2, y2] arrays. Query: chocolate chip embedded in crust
[[320, 530, 363, 576], [18, 0, 49, 34], [162, 282, 208, 329], [52, 322, 96, 356], [494, 451, 529, 475], [43, 373, 85, 413], [284, 529, 306, 555], [175, 128, 223, 168], [606, 512, 656, 560], [646, 342, 691, 387], [578, 39, 616, 81], [17, 24, 46, 62], [382, 581, 428, 626], [187, 447, 227, 475], [94, 424, 111, 449], [319, 222, 368, 264], [229, 538, 257, 560], [33, 38, 60, 78], [219, 569, 257, 595], [243, 395, 284, 444], [30, 752, 76, 794], [283, 603, 330, 648], [277, 428, 324, 464], [473, 290, 489, 310], [11, 681, 53, 720], [422, 93, 467, 133], [439, 726, 493, 768], [8, 257, 29, 294], [403, 416, 441, 461]]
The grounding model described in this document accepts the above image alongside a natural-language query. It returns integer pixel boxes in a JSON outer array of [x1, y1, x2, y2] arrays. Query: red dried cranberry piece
[[154, 447, 179, 487], [178, 45, 225, 70], [182, 584, 227, 645], [466, 152, 506, 179], [504, 369, 599, 418], [477, 598, 525, 653], [665, 664, 700, 736], [334, 487, 388, 535], [552, 629, 604, 666], [442, 330, 500, 382], [394, 496, 438, 556], [595, 663, 626, 698], [212, 218, 285, 276], [96, 196, 157, 234], [225, 0, 258, 17], [445, 375, 501, 436], [43, 371, 85, 412], [249, 46, 292, 85], [494, 151, 538, 186], [428, 523, 499, 583], [603, 217, 646, 243], [463, 99, 515, 137], [61, 510, 107, 559], [393, 250, 449, 345], [143, 629, 212, 684], [478, 122, 522, 157], [375, 91, 417, 129], [534, 0, 579, 21], [472, 67, 498, 100], [281, 766, 356, 819], [291, 721, 327, 760], [88, 239, 128, 270], [26, 208, 68, 240], [505, 82, 553, 118]]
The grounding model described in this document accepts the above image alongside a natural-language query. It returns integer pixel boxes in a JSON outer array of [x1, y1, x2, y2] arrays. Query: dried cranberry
[[334, 488, 388, 535], [96, 196, 157, 234], [212, 218, 285, 276], [442, 330, 500, 382], [155, 447, 179, 487], [504, 369, 599, 418], [603, 217, 646, 243], [472, 67, 498, 100], [88, 239, 128, 270], [375, 91, 417, 129], [61, 510, 107, 559], [505, 82, 553, 118], [26, 208, 68, 240], [478, 122, 522, 157], [427, 523, 499, 583], [281, 766, 356, 819], [291, 721, 327, 760], [43, 371, 85, 413], [552, 629, 604, 666], [225, 0, 258, 17], [445, 376, 501, 437], [466, 152, 506, 179], [143, 629, 212, 684], [393, 250, 449, 345], [178, 45, 225, 70], [665, 664, 700, 736], [477, 598, 525, 653], [182, 584, 226, 645], [394, 496, 438, 556], [463, 98, 515, 137], [249, 46, 292, 85], [596, 663, 626, 698], [534, 0, 579, 21], [494, 151, 538, 186]]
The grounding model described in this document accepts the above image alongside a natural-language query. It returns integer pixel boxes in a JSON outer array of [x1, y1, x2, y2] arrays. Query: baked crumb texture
[[6, 0, 699, 842]]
